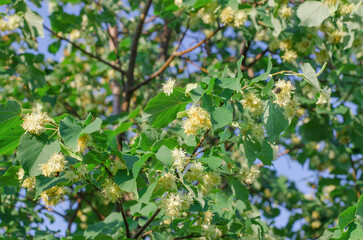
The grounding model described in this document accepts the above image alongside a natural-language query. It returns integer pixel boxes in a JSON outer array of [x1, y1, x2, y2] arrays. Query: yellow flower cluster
[[329, 30, 343, 44], [279, 5, 293, 19], [39, 152, 68, 177], [282, 49, 298, 63], [201, 223, 222, 240], [197, 3, 217, 24], [273, 80, 300, 118], [77, 134, 91, 153], [21, 177, 36, 189], [40, 186, 67, 209], [162, 192, 193, 218], [102, 179, 123, 203], [248, 121, 265, 143], [238, 165, 260, 185], [324, 0, 338, 7], [17, 168, 25, 181], [69, 29, 81, 41], [22, 112, 52, 135], [220, 7, 247, 27], [182, 105, 211, 136], [162, 77, 176, 96], [172, 148, 186, 171], [174, 0, 183, 8], [241, 92, 265, 116], [157, 172, 177, 190], [316, 86, 331, 105], [0, 15, 22, 32], [339, 4, 355, 15]]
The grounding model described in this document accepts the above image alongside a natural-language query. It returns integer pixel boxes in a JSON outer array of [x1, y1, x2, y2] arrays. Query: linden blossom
[[161, 77, 176, 96]]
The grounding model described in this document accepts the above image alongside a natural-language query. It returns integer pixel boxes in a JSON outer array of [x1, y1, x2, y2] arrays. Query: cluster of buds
[[101, 179, 123, 203], [220, 7, 247, 27], [76, 134, 91, 153], [172, 148, 187, 171], [157, 172, 177, 190], [316, 86, 332, 106]]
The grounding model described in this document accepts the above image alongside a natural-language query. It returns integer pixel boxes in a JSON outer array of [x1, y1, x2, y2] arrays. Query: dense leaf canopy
[[0, 0, 362, 239]]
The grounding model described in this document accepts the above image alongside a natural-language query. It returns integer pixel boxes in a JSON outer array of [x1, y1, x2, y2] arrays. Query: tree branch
[[117, 201, 131, 238], [43, 25, 127, 76], [67, 196, 82, 234], [132, 208, 161, 239], [124, 0, 153, 111], [131, 26, 222, 91]]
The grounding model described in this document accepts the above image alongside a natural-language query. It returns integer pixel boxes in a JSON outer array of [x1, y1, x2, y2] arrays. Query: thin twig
[[132, 208, 161, 239], [43, 25, 127, 76], [132, 26, 222, 91]]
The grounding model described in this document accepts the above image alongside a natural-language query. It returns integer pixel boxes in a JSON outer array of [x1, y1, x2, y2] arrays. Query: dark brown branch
[[124, 0, 153, 111], [43, 25, 127, 76], [117, 201, 131, 238], [132, 208, 161, 239], [247, 48, 269, 68]]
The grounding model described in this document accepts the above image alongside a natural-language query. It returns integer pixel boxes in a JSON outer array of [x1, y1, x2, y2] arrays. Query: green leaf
[[35, 176, 66, 199], [24, 7, 44, 37], [123, 154, 140, 170], [155, 145, 172, 167], [297, 1, 330, 27], [0, 116, 25, 155], [114, 122, 133, 135], [351, 120, 363, 148], [263, 101, 289, 141], [262, 79, 274, 97], [133, 153, 153, 179], [143, 87, 192, 128], [189, 84, 205, 102], [0, 166, 20, 187], [257, 141, 273, 166], [301, 63, 321, 90], [338, 206, 356, 231], [0, 100, 21, 123], [17, 133, 61, 177], [243, 137, 261, 166], [229, 177, 249, 203], [216, 78, 241, 91], [114, 169, 138, 198], [82, 117, 102, 134], [237, 55, 244, 79], [356, 195, 363, 222], [249, 55, 272, 86], [59, 116, 83, 150], [211, 106, 233, 131], [48, 41, 61, 54], [139, 181, 157, 204], [84, 212, 123, 239], [199, 157, 222, 170]]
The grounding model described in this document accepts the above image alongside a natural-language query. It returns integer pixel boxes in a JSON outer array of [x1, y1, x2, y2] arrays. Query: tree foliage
[[0, 0, 362, 239]]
